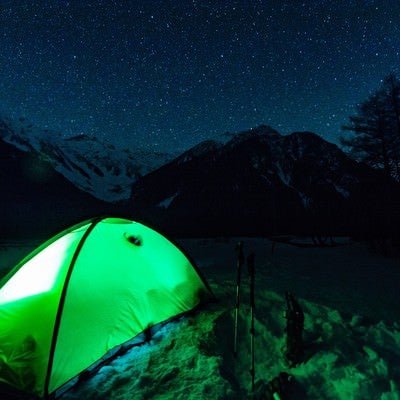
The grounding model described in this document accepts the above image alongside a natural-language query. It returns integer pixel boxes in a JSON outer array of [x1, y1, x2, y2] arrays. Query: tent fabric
[[0, 217, 212, 398]]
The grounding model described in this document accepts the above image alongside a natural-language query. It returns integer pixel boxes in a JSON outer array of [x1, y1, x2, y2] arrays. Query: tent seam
[[43, 217, 103, 398]]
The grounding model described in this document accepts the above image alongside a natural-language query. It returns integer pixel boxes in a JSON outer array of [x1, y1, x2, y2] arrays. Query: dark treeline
[[341, 74, 400, 254]]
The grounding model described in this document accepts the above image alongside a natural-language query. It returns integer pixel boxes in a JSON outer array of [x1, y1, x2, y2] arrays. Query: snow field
[[1, 237, 399, 399], [61, 275, 400, 399]]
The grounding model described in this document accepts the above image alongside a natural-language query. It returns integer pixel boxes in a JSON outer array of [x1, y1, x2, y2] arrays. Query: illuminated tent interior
[[0, 217, 212, 399]]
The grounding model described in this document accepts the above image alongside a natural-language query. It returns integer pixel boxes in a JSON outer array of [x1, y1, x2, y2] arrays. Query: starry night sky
[[1, 0, 400, 152]]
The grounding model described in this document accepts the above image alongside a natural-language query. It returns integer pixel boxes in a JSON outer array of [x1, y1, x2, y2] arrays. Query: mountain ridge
[[130, 126, 400, 236], [2, 117, 399, 238], [0, 116, 175, 202]]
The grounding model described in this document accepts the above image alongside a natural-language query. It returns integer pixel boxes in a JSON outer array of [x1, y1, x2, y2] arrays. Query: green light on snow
[[0, 234, 76, 304]]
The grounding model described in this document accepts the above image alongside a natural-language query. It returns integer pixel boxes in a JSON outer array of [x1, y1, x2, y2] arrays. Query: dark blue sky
[[1, 0, 400, 151]]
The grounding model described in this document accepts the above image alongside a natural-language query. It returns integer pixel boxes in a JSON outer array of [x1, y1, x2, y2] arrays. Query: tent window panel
[[0, 227, 87, 304], [0, 227, 87, 397]]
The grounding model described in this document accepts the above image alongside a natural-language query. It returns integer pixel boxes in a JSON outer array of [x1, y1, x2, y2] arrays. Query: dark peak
[[282, 132, 346, 166], [288, 131, 325, 142], [191, 139, 222, 152], [227, 125, 281, 147], [250, 125, 281, 135], [175, 139, 223, 163], [287, 131, 341, 152]]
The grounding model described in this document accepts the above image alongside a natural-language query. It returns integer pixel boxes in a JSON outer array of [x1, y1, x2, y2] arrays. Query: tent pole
[[247, 253, 255, 394], [43, 218, 101, 397]]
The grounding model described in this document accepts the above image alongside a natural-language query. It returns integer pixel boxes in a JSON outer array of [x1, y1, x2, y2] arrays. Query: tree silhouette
[[341, 74, 400, 181]]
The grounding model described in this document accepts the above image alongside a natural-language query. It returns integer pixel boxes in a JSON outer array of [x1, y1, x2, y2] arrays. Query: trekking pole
[[247, 252, 256, 394], [233, 241, 244, 358], [284, 292, 304, 367]]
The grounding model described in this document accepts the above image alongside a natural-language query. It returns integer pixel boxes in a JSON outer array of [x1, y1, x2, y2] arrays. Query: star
[[0, 0, 399, 152]]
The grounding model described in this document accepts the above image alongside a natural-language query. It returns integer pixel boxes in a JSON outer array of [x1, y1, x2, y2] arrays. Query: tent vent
[[124, 233, 142, 246]]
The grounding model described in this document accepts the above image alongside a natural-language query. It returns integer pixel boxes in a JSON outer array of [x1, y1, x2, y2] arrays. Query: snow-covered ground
[[0, 237, 399, 399]]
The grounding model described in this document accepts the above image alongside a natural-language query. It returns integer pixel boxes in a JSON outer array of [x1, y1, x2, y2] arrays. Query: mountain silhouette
[[130, 126, 400, 237]]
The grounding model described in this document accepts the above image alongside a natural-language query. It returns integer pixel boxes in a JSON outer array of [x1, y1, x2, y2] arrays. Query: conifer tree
[[341, 74, 400, 180]]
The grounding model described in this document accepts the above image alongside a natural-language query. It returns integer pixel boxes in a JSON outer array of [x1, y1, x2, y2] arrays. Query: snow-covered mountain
[[0, 116, 174, 202], [130, 125, 400, 236], [0, 136, 125, 239]]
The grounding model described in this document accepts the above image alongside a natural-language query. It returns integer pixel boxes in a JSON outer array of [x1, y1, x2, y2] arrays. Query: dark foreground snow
[[1, 237, 399, 399]]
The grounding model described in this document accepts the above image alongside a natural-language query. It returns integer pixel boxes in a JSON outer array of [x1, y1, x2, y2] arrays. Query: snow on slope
[[53, 238, 400, 399], [0, 117, 174, 202]]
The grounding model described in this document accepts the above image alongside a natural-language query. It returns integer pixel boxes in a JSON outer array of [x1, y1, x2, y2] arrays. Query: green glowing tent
[[0, 217, 212, 398]]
